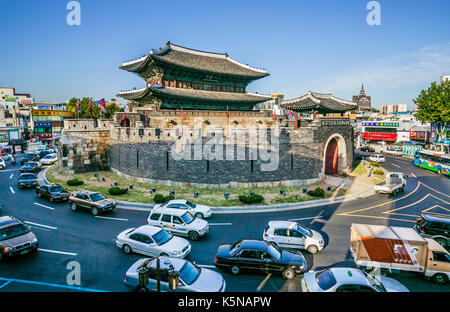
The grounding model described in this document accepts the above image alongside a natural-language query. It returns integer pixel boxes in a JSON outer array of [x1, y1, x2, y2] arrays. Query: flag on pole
[[122, 111, 126, 121], [76, 99, 81, 113], [226, 106, 230, 121], [272, 109, 276, 120], [180, 107, 186, 121], [145, 111, 148, 127], [96, 98, 107, 113]]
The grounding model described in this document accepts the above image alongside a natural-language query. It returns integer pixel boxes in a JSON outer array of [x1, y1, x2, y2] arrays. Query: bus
[[414, 150, 450, 176]]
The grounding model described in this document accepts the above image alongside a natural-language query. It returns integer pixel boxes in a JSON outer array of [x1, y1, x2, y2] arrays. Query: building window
[[206, 160, 210, 173], [166, 152, 169, 171]]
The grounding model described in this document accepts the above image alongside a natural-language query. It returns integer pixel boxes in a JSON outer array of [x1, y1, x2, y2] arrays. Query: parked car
[[384, 148, 402, 156], [17, 173, 38, 189], [19, 161, 41, 173], [368, 154, 385, 163], [124, 256, 226, 292], [301, 267, 409, 292], [38, 149, 54, 160], [359, 146, 375, 153], [263, 221, 324, 254], [20, 153, 38, 165], [0, 216, 39, 261], [153, 199, 212, 219], [116, 225, 191, 258], [374, 172, 407, 195], [415, 213, 450, 248], [147, 208, 209, 241], [68, 190, 116, 215], [0, 158, 5, 170], [35, 184, 70, 202], [2, 153, 14, 161], [214, 239, 307, 279], [40, 153, 58, 166]]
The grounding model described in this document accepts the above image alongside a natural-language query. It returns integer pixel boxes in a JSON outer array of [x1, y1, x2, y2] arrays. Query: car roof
[[422, 213, 450, 224], [329, 268, 370, 285], [133, 225, 165, 236], [0, 216, 20, 229], [19, 173, 36, 177], [75, 190, 100, 195], [152, 207, 189, 216], [267, 221, 297, 229], [237, 239, 270, 251], [148, 256, 186, 271], [165, 199, 188, 205]]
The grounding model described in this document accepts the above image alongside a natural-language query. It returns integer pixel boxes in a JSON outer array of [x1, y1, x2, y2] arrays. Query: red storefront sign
[[362, 132, 397, 141], [409, 130, 428, 141]]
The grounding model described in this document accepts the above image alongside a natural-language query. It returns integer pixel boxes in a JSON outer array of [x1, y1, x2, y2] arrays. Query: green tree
[[67, 97, 117, 119], [106, 102, 120, 118], [413, 80, 450, 150]]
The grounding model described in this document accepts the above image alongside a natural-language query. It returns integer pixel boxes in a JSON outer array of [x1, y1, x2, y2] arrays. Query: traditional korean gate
[[325, 138, 338, 174]]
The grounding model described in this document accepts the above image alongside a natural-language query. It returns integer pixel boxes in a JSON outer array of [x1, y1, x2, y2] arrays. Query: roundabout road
[[0, 153, 449, 292]]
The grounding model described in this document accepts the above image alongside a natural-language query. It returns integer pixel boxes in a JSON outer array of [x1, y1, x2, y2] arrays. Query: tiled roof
[[120, 42, 269, 79], [117, 86, 271, 103], [281, 92, 357, 113]]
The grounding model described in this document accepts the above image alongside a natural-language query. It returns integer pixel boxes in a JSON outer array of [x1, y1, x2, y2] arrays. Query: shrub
[[108, 187, 128, 196], [153, 193, 165, 204], [67, 179, 84, 186], [373, 169, 384, 175], [307, 187, 325, 197], [239, 194, 264, 204], [164, 195, 175, 202], [369, 161, 380, 167]]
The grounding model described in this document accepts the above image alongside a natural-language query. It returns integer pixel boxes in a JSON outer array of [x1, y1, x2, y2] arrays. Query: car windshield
[[24, 162, 35, 166], [43, 155, 53, 159], [24, 154, 34, 159], [186, 201, 196, 208], [21, 174, 36, 179], [152, 230, 173, 246], [49, 185, 64, 192], [179, 261, 201, 285], [0, 224, 30, 241], [230, 241, 242, 255], [363, 271, 387, 292], [315, 269, 337, 290], [267, 242, 281, 260], [180, 212, 195, 224], [296, 224, 312, 237], [89, 193, 105, 202]]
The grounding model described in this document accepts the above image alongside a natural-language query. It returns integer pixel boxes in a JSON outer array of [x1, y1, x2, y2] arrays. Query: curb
[[42, 167, 375, 214]]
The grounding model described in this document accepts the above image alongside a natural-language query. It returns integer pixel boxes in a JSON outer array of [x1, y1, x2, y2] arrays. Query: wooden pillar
[[295, 113, 298, 129]]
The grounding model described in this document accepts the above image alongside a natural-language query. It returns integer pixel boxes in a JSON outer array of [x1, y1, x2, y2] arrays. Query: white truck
[[374, 172, 406, 194], [383, 148, 402, 156], [350, 223, 450, 284]]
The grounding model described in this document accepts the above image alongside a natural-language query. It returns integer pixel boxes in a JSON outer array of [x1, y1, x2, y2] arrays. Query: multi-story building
[[31, 104, 74, 146], [379, 104, 408, 115], [0, 87, 34, 111], [352, 85, 371, 112]]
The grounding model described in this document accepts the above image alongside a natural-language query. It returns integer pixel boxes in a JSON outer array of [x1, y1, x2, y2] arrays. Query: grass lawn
[[46, 166, 351, 207]]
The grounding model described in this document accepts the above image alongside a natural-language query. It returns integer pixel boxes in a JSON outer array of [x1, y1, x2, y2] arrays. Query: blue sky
[[1, 0, 449, 109]]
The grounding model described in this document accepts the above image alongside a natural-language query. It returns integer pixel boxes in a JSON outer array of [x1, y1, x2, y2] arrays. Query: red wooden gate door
[[325, 138, 338, 174]]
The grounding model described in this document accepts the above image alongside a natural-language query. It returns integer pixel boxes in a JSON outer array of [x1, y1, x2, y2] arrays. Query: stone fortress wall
[[59, 113, 353, 189]]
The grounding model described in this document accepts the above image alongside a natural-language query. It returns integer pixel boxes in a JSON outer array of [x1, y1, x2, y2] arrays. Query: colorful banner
[[362, 122, 399, 127], [362, 132, 397, 141], [32, 110, 74, 117], [409, 130, 429, 141], [34, 121, 53, 128]]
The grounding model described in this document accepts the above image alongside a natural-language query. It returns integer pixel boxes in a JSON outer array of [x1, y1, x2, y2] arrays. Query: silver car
[[0, 216, 39, 261], [301, 267, 409, 292], [124, 256, 226, 292]]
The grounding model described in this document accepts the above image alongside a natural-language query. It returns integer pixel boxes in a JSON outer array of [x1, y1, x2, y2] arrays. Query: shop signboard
[[362, 132, 397, 142], [362, 122, 399, 127], [409, 130, 429, 141]]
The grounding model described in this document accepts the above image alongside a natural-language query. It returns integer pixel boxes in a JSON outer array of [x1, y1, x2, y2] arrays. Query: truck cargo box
[[350, 223, 428, 272]]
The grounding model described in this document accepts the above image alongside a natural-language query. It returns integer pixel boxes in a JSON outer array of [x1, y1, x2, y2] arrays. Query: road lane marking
[[0, 277, 107, 292], [256, 273, 272, 292], [289, 216, 323, 221], [392, 164, 401, 168], [0, 281, 12, 289], [410, 173, 417, 178], [338, 213, 416, 223], [95, 216, 128, 221], [197, 264, 216, 268], [383, 194, 430, 214], [34, 202, 55, 210], [24, 221, 57, 230], [421, 182, 450, 199], [37, 248, 77, 256], [9, 187, 15, 194], [208, 223, 232, 226], [9, 174, 13, 179]]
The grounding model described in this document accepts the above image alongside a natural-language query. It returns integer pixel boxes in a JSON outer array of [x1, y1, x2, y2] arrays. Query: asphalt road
[[0, 153, 449, 292]]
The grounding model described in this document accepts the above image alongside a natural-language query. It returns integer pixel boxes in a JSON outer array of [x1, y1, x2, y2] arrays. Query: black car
[[17, 173, 38, 188], [215, 239, 307, 279], [20, 153, 38, 165], [38, 150, 54, 160], [36, 184, 70, 203], [415, 213, 450, 247], [20, 161, 41, 173], [359, 146, 375, 152]]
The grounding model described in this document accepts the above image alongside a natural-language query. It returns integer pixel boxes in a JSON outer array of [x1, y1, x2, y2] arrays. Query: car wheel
[[71, 203, 77, 211], [432, 273, 448, 285], [188, 231, 200, 241], [434, 237, 447, 248], [307, 245, 319, 254], [194, 213, 204, 219], [91, 207, 99, 216], [122, 244, 132, 254], [282, 268, 296, 280], [231, 265, 240, 275]]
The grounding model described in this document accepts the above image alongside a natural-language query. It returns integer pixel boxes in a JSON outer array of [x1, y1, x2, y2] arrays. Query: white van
[[368, 154, 385, 163], [147, 208, 209, 241]]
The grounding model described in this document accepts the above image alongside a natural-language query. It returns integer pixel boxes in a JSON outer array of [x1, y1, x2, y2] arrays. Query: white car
[[301, 267, 409, 292], [0, 158, 5, 169], [147, 208, 209, 241], [384, 148, 402, 156], [263, 221, 324, 254], [153, 199, 212, 219], [124, 256, 226, 292], [40, 153, 58, 165], [116, 225, 191, 258], [368, 154, 385, 163]]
